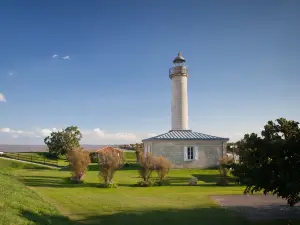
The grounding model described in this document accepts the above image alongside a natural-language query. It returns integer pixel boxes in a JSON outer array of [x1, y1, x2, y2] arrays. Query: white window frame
[[187, 146, 194, 160], [184, 146, 198, 161]]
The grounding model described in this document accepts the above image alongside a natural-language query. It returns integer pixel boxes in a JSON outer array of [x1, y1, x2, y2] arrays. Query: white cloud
[[93, 128, 105, 137], [0, 127, 140, 145], [52, 54, 58, 58], [0, 93, 6, 102], [39, 128, 58, 137], [62, 56, 70, 60], [0, 128, 10, 133], [92, 128, 136, 140], [81, 128, 138, 144], [147, 133, 157, 138], [0, 127, 35, 137]]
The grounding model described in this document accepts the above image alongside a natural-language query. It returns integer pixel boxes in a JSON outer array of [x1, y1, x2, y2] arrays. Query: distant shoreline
[[0, 144, 121, 152]]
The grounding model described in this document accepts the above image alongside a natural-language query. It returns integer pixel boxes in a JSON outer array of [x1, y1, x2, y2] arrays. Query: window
[[187, 146, 194, 160], [184, 146, 198, 161]]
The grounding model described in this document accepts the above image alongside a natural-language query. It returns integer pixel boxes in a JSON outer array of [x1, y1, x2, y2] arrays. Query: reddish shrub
[[98, 147, 125, 187], [67, 148, 91, 183]]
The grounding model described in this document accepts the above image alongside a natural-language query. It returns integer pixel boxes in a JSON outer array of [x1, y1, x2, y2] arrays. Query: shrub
[[153, 156, 172, 185], [135, 149, 141, 161], [188, 177, 198, 186], [154, 179, 170, 186], [67, 148, 91, 183], [136, 152, 155, 186], [216, 156, 231, 186], [89, 152, 99, 163], [98, 148, 125, 187]]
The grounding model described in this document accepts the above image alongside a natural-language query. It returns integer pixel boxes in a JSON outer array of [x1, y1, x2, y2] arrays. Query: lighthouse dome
[[173, 52, 186, 63]]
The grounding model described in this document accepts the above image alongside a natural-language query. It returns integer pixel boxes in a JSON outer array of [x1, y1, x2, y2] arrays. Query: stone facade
[[143, 140, 227, 169]]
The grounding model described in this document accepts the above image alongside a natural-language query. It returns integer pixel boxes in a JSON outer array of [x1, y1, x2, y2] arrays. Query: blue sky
[[0, 0, 299, 144]]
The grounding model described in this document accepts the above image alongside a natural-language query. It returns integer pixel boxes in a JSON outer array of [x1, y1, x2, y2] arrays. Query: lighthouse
[[142, 52, 229, 169], [169, 52, 189, 130]]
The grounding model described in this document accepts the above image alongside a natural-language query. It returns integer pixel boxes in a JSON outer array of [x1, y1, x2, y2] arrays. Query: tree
[[67, 148, 91, 183], [230, 118, 300, 206], [44, 126, 82, 158], [98, 147, 125, 187]]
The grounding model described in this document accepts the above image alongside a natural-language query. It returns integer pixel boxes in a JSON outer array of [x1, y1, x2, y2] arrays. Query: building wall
[[143, 140, 226, 168]]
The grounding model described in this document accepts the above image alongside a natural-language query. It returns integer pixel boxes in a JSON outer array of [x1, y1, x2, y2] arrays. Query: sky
[[0, 0, 300, 145]]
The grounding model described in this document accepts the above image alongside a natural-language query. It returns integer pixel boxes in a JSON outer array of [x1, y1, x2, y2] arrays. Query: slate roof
[[142, 130, 229, 141]]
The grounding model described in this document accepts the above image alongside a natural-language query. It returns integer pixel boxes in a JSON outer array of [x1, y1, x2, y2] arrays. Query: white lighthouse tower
[[142, 52, 229, 169], [169, 52, 189, 130]]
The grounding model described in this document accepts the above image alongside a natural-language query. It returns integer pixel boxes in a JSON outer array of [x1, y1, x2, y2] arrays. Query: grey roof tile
[[142, 130, 229, 141]]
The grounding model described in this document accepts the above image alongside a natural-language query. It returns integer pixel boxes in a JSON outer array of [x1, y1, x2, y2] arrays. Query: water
[[0, 144, 119, 153]]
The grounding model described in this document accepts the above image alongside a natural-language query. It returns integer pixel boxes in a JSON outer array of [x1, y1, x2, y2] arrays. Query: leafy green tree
[[44, 126, 82, 158], [230, 118, 300, 206]]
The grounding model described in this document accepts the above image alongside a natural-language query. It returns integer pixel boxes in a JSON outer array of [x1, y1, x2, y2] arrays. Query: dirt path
[[211, 194, 300, 221]]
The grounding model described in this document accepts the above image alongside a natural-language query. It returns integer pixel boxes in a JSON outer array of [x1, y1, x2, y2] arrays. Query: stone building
[[142, 53, 229, 168]]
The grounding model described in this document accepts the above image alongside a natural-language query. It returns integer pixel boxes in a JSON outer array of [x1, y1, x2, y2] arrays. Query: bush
[[188, 177, 198, 186], [67, 148, 91, 183], [216, 156, 231, 186], [137, 152, 155, 186], [154, 179, 170, 186], [98, 148, 125, 187], [229, 118, 300, 206], [153, 156, 172, 184]]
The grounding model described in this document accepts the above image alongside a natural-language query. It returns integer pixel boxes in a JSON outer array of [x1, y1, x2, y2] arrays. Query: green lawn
[[0, 159, 71, 225], [4, 151, 137, 167], [0, 157, 299, 225]]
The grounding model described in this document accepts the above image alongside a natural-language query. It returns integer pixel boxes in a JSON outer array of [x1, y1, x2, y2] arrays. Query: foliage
[[67, 148, 91, 182], [154, 179, 170, 186], [89, 152, 99, 163], [136, 152, 156, 186], [44, 126, 82, 158], [98, 148, 125, 186], [153, 156, 172, 184], [216, 156, 231, 186], [119, 143, 144, 150], [230, 118, 300, 206]]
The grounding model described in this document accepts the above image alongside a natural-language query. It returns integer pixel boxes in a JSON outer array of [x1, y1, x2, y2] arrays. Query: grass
[[1, 157, 299, 225], [3, 152, 69, 167], [0, 158, 72, 225], [4, 151, 137, 167]]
